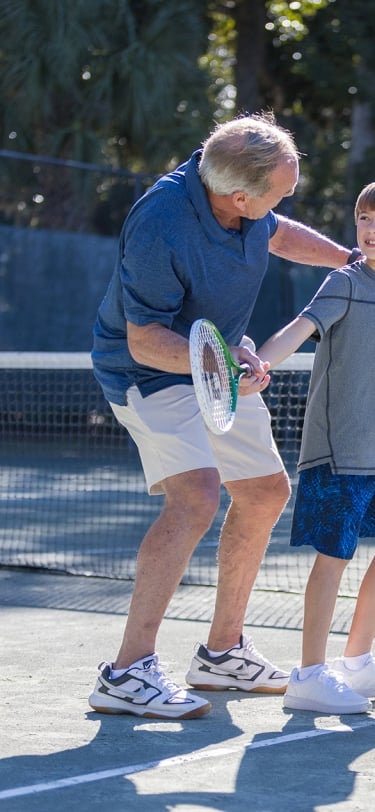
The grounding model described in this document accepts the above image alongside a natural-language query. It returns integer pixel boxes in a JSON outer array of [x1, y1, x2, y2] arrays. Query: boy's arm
[[257, 316, 317, 368]]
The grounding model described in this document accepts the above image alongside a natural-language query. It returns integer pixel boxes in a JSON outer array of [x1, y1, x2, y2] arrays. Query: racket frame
[[189, 319, 247, 434]]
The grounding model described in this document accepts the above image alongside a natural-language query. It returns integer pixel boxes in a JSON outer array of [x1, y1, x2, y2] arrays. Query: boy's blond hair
[[354, 182, 375, 223]]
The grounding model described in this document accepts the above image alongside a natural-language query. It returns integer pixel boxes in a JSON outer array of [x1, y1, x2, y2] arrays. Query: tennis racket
[[189, 318, 251, 434]]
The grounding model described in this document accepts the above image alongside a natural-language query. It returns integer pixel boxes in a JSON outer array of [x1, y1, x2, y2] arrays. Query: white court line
[[1, 717, 373, 801]]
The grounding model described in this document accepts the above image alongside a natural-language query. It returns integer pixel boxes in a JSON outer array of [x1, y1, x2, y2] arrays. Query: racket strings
[[197, 330, 234, 430], [189, 319, 238, 433], [202, 343, 224, 399]]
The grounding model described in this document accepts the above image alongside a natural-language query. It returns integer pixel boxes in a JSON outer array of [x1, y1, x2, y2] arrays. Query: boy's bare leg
[[301, 552, 348, 667], [282, 553, 372, 715], [344, 555, 375, 656]]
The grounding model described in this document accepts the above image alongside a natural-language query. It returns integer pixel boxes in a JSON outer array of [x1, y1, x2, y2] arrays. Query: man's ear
[[231, 191, 248, 212]]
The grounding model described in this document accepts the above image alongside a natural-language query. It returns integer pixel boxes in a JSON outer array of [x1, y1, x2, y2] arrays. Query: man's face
[[238, 157, 299, 220]]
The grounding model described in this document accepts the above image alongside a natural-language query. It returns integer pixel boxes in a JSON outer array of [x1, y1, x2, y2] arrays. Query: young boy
[[258, 182, 375, 713]]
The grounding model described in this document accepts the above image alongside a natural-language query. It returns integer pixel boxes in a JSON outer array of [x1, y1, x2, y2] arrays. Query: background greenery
[[1, 0, 374, 243]]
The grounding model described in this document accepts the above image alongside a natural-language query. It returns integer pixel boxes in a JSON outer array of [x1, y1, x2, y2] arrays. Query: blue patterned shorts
[[290, 464, 375, 559]]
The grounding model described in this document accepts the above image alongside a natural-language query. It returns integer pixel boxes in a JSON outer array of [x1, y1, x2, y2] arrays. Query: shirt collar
[[184, 149, 243, 244]]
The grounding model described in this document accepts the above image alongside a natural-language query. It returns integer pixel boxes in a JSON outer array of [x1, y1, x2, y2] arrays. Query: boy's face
[[357, 208, 375, 271]]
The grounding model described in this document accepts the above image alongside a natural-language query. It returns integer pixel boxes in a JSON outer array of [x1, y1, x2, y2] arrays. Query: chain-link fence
[[0, 149, 159, 236]]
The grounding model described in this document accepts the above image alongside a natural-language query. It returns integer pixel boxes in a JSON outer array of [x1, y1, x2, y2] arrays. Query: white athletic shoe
[[332, 655, 375, 698], [185, 634, 289, 694], [89, 655, 212, 719], [283, 665, 372, 714]]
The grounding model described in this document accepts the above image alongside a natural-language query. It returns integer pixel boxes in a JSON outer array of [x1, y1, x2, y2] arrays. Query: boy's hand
[[230, 346, 271, 395]]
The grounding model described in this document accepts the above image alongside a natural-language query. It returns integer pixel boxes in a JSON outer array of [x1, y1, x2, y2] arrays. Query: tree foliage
[[0, 0, 215, 230], [0, 0, 374, 237], [206, 0, 375, 240], [263, 0, 375, 237], [0, 0, 213, 166]]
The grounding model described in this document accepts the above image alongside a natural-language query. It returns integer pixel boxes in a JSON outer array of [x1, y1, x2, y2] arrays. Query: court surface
[[1, 568, 375, 812]]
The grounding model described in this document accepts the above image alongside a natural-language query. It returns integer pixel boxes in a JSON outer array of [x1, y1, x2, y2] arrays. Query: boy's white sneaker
[[332, 655, 375, 698], [283, 665, 371, 714]]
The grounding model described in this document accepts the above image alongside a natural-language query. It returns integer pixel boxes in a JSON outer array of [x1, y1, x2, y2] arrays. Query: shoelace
[[242, 637, 266, 662], [149, 658, 182, 694], [319, 668, 346, 687]]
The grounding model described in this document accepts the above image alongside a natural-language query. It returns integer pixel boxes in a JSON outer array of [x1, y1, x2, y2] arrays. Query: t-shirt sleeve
[[299, 269, 352, 340], [120, 213, 185, 329], [268, 210, 279, 238]]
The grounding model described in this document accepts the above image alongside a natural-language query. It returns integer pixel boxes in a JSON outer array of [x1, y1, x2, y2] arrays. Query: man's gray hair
[[198, 111, 299, 197]]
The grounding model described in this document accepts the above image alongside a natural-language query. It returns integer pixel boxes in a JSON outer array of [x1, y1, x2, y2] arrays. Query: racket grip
[[239, 362, 254, 376]]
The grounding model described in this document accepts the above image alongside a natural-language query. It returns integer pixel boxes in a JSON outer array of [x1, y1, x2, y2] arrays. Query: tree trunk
[[232, 0, 266, 114], [344, 98, 374, 244]]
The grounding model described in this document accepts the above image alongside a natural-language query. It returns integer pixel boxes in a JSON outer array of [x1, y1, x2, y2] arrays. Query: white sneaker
[[185, 634, 289, 694], [332, 655, 375, 698], [89, 656, 212, 719], [283, 665, 372, 714]]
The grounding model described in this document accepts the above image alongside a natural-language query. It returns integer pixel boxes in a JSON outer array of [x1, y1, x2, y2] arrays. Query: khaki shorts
[[110, 384, 284, 495]]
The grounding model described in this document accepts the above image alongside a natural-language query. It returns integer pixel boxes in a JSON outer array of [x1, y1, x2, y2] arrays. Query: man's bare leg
[[113, 467, 220, 669], [207, 470, 291, 652]]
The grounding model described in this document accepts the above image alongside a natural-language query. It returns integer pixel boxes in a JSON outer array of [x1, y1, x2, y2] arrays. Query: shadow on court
[[1, 569, 375, 811], [0, 704, 241, 809], [1, 703, 375, 811]]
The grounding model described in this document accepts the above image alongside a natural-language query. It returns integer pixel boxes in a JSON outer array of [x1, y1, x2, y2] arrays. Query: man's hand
[[230, 345, 271, 395]]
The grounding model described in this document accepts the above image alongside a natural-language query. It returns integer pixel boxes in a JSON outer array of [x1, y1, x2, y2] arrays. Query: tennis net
[[0, 352, 373, 597]]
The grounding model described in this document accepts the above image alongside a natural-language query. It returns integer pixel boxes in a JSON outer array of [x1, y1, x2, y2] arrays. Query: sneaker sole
[[283, 695, 371, 714], [186, 678, 287, 694], [89, 694, 212, 719]]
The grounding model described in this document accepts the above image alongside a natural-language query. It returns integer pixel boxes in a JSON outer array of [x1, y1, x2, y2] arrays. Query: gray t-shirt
[[298, 260, 375, 474]]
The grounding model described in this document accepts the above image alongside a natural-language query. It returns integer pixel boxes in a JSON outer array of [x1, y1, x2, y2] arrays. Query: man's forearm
[[127, 321, 191, 373], [270, 215, 353, 268]]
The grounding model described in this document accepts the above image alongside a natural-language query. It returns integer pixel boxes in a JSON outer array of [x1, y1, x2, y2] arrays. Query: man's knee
[[163, 468, 221, 530], [229, 469, 290, 499], [274, 470, 292, 505], [262, 471, 291, 521]]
